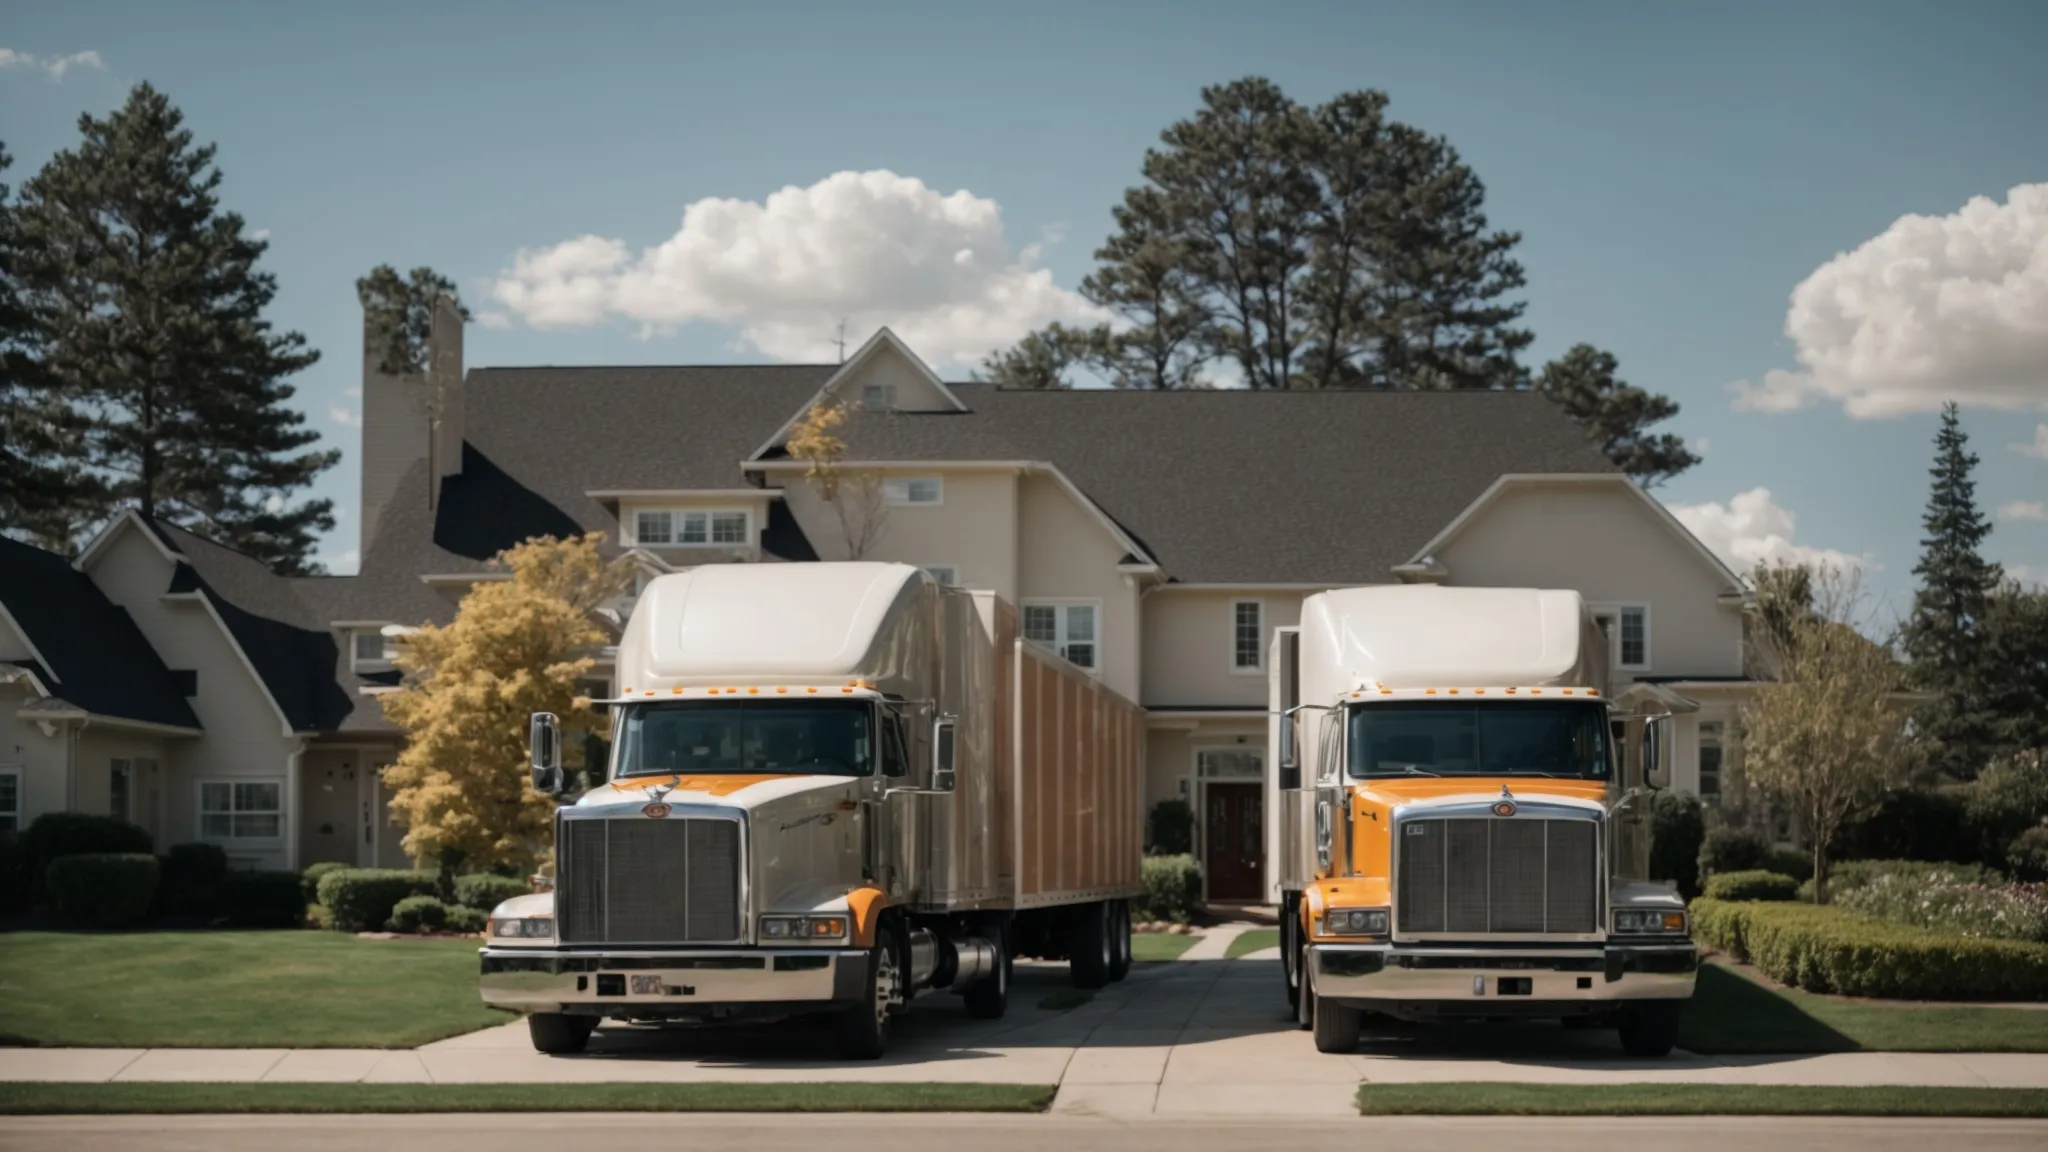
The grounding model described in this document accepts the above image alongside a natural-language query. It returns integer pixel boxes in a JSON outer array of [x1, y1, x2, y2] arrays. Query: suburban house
[[0, 309, 1760, 902]]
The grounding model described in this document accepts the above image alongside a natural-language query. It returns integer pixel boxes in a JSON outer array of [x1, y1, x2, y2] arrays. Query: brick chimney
[[427, 295, 465, 508], [358, 295, 465, 553]]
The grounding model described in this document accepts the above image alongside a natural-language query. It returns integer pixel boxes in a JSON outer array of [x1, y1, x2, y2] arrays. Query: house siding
[[784, 468, 1022, 602], [1142, 591, 1307, 709], [1017, 473, 1140, 702]]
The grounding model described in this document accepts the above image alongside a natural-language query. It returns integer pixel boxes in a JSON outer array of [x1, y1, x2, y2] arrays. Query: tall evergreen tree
[[1079, 187, 1210, 390], [356, 264, 470, 378], [1902, 403, 2004, 780], [1980, 579, 2048, 754], [0, 142, 100, 548], [13, 85, 333, 572], [1536, 344, 1701, 486]]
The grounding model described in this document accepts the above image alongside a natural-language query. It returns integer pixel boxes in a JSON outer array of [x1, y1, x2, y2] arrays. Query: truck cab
[[1272, 585, 1697, 1056]]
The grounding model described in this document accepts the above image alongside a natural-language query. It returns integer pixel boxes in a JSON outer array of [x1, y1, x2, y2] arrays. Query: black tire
[[834, 923, 904, 1060], [1295, 938, 1314, 1031], [1068, 900, 1112, 989], [1281, 907, 1301, 1012], [527, 1012, 594, 1055], [1617, 1000, 1683, 1058], [1107, 900, 1132, 982], [1309, 972, 1361, 1054], [962, 924, 1011, 1020]]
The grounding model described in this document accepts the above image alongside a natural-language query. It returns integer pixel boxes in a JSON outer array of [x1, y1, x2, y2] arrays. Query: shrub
[[1137, 854, 1202, 924], [317, 868, 434, 932], [452, 873, 529, 912], [445, 905, 488, 934], [1763, 848, 1814, 883], [1966, 752, 2048, 865], [1649, 791, 1705, 899], [221, 870, 307, 928], [1702, 870, 1799, 902], [0, 832, 27, 916], [389, 894, 448, 934], [161, 842, 229, 918], [22, 813, 151, 899], [1837, 788, 1974, 865], [1697, 827, 1768, 880], [1799, 858, 1996, 902], [45, 853, 160, 928], [2009, 826, 2048, 883], [1146, 800, 1193, 857], [1690, 897, 2048, 1000], [1835, 874, 2048, 944], [302, 861, 352, 904]]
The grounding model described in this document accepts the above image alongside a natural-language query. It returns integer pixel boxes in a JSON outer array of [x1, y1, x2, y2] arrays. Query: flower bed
[[1834, 874, 2048, 944]]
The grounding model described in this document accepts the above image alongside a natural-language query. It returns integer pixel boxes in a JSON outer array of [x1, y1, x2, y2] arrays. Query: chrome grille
[[556, 814, 743, 944], [1397, 817, 1599, 935]]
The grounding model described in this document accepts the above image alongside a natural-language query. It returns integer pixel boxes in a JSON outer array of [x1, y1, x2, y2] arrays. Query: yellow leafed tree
[[787, 399, 889, 559], [379, 533, 634, 890]]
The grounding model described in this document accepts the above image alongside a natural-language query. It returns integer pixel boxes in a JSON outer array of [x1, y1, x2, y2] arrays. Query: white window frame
[[881, 477, 943, 507], [921, 565, 960, 587], [0, 768, 19, 833], [1230, 599, 1264, 674], [197, 779, 285, 844], [626, 508, 754, 549], [1589, 602, 1652, 672], [1698, 720, 1725, 805], [861, 384, 896, 413], [351, 627, 397, 671], [1021, 599, 1101, 673]]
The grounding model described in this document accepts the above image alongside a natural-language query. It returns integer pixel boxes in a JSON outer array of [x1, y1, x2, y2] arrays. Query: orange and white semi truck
[[481, 562, 1144, 1058], [1271, 585, 1697, 1056]]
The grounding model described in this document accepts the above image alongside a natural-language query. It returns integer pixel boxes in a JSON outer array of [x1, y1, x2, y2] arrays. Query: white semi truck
[[480, 562, 1145, 1058], [1271, 585, 1697, 1056]]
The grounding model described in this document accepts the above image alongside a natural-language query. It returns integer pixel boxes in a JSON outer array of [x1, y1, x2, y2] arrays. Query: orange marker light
[[806, 687, 818, 694], [1562, 689, 1574, 696], [776, 686, 788, 694], [671, 687, 682, 694], [1588, 689, 1600, 697], [747, 687, 759, 695]]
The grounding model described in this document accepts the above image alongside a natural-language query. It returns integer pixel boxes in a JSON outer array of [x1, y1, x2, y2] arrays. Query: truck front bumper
[[479, 947, 868, 1013], [1309, 942, 1696, 1011]]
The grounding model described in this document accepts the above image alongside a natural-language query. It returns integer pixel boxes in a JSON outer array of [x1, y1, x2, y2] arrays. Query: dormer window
[[629, 509, 752, 548], [352, 628, 396, 669]]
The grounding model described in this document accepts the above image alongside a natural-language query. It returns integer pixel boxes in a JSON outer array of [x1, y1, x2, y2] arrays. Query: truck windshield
[[1347, 702, 1610, 780], [613, 700, 876, 779]]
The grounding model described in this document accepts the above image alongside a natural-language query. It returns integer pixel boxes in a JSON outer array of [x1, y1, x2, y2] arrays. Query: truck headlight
[[1612, 909, 1687, 935], [759, 914, 849, 943], [1320, 907, 1390, 937], [487, 915, 554, 940]]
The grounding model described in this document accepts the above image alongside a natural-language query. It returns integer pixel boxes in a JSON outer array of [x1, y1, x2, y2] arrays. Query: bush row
[[1138, 854, 1202, 924], [1697, 827, 1813, 884], [1702, 870, 1799, 902], [35, 852, 303, 929], [1690, 897, 2048, 1000]]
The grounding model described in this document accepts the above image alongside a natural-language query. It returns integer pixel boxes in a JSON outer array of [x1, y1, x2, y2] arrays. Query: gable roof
[[0, 535, 201, 730]]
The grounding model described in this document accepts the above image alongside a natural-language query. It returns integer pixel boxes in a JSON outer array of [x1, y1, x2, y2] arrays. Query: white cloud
[[1667, 487, 1871, 575], [343, 386, 362, 399], [490, 170, 1105, 367], [264, 494, 284, 514], [0, 48, 104, 79], [251, 228, 271, 242], [1730, 184, 2048, 418], [477, 310, 513, 330], [2014, 423, 2048, 459], [321, 548, 360, 576], [1689, 436, 1711, 456], [2001, 501, 2048, 522], [329, 406, 361, 427]]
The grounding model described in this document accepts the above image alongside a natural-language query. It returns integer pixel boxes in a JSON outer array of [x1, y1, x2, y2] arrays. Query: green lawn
[[1357, 1084, 2048, 1117], [1224, 928, 1279, 959], [1131, 932, 1200, 962], [1679, 961, 2048, 1054], [0, 931, 504, 1048], [0, 1082, 1057, 1115]]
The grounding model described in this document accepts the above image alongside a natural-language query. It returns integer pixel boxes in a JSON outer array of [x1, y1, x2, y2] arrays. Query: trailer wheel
[[834, 923, 903, 1060], [1107, 900, 1132, 982], [1617, 1000, 1682, 1058], [962, 922, 1011, 1020], [1068, 901, 1113, 989], [527, 1012, 594, 1055], [1308, 970, 1361, 1054]]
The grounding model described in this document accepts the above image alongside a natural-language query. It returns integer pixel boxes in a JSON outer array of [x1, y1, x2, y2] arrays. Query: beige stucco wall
[[1141, 591, 1306, 709], [1433, 482, 1743, 681], [782, 468, 1022, 602], [72, 729, 176, 843], [0, 685, 68, 830], [831, 344, 957, 413], [1017, 473, 1140, 702]]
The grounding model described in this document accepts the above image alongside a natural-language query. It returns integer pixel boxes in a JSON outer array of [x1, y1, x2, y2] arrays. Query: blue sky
[[4, 0, 2045, 618]]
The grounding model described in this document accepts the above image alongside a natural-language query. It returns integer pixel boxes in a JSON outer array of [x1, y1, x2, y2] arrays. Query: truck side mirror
[[932, 716, 957, 793], [530, 712, 564, 795], [1640, 716, 1670, 791]]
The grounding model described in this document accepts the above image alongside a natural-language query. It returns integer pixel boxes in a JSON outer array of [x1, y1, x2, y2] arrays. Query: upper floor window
[[922, 566, 959, 587], [1232, 600, 1263, 672], [1591, 603, 1651, 671], [1023, 601, 1097, 672], [352, 629, 395, 668], [0, 770, 18, 833], [882, 477, 942, 506], [631, 509, 751, 547], [862, 384, 895, 413], [1698, 721, 1724, 804]]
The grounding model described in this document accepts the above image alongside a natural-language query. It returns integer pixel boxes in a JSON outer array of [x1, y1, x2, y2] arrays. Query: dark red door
[[1205, 783, 1264, 903]]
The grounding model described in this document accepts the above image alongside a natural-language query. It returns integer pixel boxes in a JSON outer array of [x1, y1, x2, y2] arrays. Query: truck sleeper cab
[[1273, 586, 1698, 1057]]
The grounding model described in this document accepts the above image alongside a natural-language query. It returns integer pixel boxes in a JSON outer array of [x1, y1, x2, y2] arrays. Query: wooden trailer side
[[1013, 638, 1144, 909]]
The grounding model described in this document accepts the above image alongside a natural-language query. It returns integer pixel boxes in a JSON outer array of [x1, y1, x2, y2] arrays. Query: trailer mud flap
[[833, 952, 870, 1002]]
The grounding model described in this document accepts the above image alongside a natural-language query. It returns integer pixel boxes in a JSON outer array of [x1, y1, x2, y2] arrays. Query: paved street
[[5, 930, 2048, 1119], [7, 1114, 2048, 1152]]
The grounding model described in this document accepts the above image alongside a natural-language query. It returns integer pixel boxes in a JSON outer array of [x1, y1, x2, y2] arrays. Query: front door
[[1204, 782, 1264, 903]]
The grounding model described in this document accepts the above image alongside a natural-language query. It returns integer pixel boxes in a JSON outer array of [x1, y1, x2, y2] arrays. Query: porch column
[[284, 740, 305, 871]]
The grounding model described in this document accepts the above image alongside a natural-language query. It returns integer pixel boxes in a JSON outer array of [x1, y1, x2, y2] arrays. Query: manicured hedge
[[1138, 854, 1202, 924], [445, 905, 488, 934], [46, 853, 160, 928], [452, 873, 529, 912], [222, 870, 307, 928], [22, 813, 151, 899], [0, 832, 27, 916], [1697, 827, 1769, 881], [389, 895, 448, 934], [1146, 800, 1194, 857], [1691, 897, 2048, 1000], [302, 861, 353, 904], [1703, 870, 1800, 902], [316, 868, 435, 932], [161, 842, 229, 918]]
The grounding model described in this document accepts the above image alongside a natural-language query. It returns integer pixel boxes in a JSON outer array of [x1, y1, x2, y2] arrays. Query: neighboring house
[[0, 311, 1763, 900]]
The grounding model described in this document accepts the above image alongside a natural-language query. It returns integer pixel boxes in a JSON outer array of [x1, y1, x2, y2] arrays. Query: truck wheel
[[1281, 912, 1301, 1012], [835, 923, 904, 1060], [962, 930, 1011, 1020], [527, 1012, 594, 1055], [1107, 901, 1132, 982], [1617, 1000, 1683, 1058], [1309, 972, 1361, 1054], [1068, 901, 1112, 989]]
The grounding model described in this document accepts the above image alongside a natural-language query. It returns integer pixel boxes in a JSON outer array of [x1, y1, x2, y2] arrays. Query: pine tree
[[1902, 403, 2004, 780], [1535, 344, 1701, 486], [13, 85, 334, 572]]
